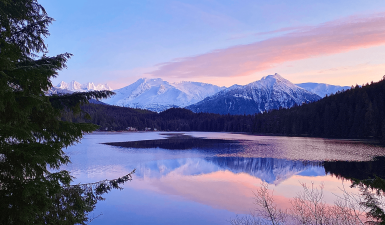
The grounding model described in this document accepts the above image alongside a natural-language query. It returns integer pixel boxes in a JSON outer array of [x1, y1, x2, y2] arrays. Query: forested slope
[[64, 104, 253, 132], [253, 77, 385, 139]]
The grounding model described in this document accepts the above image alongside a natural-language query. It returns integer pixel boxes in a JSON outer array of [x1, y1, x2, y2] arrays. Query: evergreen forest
[[66, 104, 255, 132]]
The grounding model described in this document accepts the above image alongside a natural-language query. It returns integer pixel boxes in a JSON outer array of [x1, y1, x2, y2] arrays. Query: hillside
[[253, 77, 385, 139], [66, 105, 253, 132]]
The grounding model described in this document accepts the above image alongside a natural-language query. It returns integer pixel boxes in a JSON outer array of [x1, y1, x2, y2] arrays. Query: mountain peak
[[101, 78, 225, 112], [248, 73, 295, 90], [262, 73, 283, 79], [143, 77, 164, 82], [187, 74, 321, 115]]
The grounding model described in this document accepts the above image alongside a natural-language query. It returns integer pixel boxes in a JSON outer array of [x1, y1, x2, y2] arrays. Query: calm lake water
[[62, 132, 385, 225]]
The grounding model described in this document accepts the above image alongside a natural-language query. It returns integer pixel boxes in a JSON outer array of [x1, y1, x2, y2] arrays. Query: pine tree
[[0, 1, 133, 224]]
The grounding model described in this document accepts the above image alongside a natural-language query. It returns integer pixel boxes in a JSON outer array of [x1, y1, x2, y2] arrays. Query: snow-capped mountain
[[101, 78, 225, 112], [296, 83, 351, 97], [56, 80, 112, 92], [186, 73, 321, 115]]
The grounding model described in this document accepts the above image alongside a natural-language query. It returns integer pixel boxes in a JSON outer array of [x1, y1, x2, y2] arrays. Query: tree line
[[66, 105, 254, 132]]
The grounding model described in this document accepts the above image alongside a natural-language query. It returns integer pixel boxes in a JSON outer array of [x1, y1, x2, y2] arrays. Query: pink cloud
[[149, 12, 385, 79], [254, 26, 304, 36]]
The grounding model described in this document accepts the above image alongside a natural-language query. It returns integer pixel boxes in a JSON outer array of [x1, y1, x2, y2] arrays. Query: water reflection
[[324, 156, 385, 180], [131, 157, 324, 185], [104, 133, 243, 150], [63, 132, 385, 224], [104, 132, 385, 161]]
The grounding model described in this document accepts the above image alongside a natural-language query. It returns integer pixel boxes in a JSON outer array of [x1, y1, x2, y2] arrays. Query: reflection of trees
[[323, 157, 385, 180], [1, 157, 134, 224], [323, 157, 385, 223], [104, 134, 242, 150]]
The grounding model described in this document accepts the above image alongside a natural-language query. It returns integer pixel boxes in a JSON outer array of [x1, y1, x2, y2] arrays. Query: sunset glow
[[41, 0, 385, 89]]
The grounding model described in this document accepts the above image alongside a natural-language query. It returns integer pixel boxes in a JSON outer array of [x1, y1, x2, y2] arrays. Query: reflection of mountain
[[324, 157, 385, 180], [106, 135, 325, 183], [132, 157, 324, 184], [206, 157, 323, 184], [133, 158, 222, 178]]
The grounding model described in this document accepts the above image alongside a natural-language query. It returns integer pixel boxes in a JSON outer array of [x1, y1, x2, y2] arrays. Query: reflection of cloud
[[131, 171, 262, 213], [149, 12, 385, 79], [130, 170, 358, 214]]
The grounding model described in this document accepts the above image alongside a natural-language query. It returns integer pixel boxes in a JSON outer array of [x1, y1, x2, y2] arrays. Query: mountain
[[252, 77, 385, 138], [186, 73, 321, 115], [296, 82, 351, 97], [56, 80, 112, 92], [101, 78, 225, 112]]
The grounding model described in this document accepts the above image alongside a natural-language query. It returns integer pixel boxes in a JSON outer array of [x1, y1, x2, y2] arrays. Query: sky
[[40, 0, 385, 89]]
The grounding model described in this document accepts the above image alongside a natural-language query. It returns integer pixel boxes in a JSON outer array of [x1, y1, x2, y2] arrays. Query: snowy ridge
[[187, 73, 321, 115], [296, 82, 351, 97], [101, 78, 225, 112], [56, 80, 112, 92], [45, 81, 113, 96]]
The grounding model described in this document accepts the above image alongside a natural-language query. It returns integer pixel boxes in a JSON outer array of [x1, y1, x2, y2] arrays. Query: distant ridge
[[56, 81, 112, 92], [45, 81, 112, 96], [296, 82, 350, 97]]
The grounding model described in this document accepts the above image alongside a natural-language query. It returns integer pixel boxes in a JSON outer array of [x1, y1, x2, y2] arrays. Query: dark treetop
[[0, 1, 133, 224]]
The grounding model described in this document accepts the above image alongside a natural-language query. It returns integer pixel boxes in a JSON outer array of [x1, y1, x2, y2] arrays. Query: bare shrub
[[230, 181, 385, 225], [253, 182, 287, 225], [229, 214, 268, 225]]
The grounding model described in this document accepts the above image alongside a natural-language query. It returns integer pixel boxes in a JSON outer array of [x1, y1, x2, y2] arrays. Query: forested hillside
[[64, 104, 253, 132], [253, 77, 385, 139]]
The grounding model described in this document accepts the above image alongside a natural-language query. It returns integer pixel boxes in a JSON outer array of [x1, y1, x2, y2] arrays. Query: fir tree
[[0, 1, 134, 224]]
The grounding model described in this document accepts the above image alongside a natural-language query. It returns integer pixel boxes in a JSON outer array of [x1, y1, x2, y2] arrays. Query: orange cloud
[[149, 12, 385, 79]]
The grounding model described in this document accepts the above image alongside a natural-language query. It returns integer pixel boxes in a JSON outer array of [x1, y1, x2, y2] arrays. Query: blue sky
[[41, 0, 385, 89]]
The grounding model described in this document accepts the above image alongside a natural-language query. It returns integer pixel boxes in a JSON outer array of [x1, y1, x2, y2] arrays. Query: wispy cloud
[[149, 12, 385, 79], [253, 26, 304, 36]]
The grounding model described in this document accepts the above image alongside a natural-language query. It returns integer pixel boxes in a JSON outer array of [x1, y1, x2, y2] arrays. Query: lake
[[62, 132, 385, 224]]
